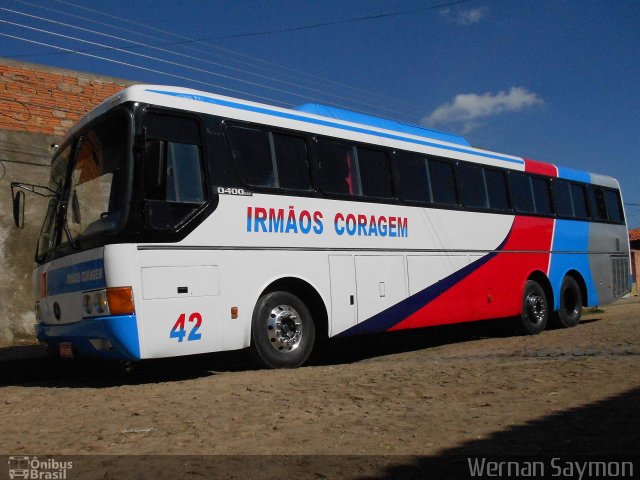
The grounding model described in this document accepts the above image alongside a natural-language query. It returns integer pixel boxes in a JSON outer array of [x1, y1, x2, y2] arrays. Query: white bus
[[12, 85, 631, 368]]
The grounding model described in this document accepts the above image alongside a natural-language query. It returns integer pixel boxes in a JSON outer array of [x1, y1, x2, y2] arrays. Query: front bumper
[[35, 315, 141, 360]]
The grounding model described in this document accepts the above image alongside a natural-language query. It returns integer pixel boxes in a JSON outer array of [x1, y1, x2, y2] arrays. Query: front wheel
[[250, 291, 315, 368], [553, 276, 582, 328], [516, 280, 549, 335]]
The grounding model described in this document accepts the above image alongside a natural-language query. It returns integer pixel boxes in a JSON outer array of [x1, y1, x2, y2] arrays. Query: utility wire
[[0, 157, 49, 167], [13, 0, 427, 115], [0, 18, 299, 99], [2, 18, 397, 113], [50, 0, 472, 41], [0, 31, 290, 106], [1, 7, 424, 118]]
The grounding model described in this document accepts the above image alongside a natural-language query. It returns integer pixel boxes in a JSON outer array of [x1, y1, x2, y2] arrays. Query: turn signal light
[[107, 287, 135, 315]]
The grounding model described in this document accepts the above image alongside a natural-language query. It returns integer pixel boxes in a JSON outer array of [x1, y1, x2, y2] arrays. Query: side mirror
[[13, 190, 25, 228]]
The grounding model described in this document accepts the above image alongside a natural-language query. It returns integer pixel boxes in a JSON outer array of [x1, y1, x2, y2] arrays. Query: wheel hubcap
[[525, 293, 546, 325], [266, 304, 302, 352]]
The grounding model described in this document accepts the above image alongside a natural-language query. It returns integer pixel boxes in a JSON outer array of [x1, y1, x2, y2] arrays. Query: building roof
[[630, 228, 640, 242]]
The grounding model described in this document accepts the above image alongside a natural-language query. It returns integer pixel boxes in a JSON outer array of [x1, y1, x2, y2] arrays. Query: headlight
[[83, 294, 93, 315], [81, 287, 133, 317], [93, 291, 108, 314]]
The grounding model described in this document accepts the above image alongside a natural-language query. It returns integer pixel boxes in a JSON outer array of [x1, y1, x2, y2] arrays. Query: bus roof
[[295, 103, 471, 147], [64, 85, 619, 188]]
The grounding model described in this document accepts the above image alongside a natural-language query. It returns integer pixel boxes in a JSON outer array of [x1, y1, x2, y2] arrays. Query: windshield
[[37, 110, 130, 261], [36, 145, 70, 259]]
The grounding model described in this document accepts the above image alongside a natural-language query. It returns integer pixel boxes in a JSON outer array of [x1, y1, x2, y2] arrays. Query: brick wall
[[0, 59, 132, 137]]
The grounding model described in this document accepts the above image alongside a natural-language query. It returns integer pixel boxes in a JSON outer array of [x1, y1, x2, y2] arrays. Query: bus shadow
[[352, 385, 640, 479], [309, 318, 516, 367], [0, 318, 518, 388], [0, 348, 225, 388]]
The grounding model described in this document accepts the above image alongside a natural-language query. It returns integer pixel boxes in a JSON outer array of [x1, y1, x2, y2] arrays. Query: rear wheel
[[554, 276, 582, 328], [250, 291, 315, 368], [516, 280, 548, 335]]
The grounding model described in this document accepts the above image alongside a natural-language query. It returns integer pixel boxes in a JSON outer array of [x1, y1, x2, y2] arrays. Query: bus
[[11, 85, 632, 368]]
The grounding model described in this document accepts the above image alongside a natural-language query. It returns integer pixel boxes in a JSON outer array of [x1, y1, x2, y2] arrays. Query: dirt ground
[[1, 299, 639, 478]]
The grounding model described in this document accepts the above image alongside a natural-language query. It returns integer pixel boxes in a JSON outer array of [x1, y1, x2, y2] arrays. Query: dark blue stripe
[[145, 89, 524, 166], [338, 229, 512, 336]]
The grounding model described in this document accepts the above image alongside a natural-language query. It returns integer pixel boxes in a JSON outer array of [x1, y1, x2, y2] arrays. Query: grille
[[611, 255, 631, 298]]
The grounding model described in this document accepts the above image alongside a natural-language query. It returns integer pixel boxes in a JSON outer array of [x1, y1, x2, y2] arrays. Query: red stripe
[[524, 158, 557, 177], [390, 216, 554, 330]]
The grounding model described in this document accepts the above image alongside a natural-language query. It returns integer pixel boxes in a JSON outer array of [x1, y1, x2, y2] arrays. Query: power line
[[13, 0, 428, 116], [1, 18, 378, 112], [0, 157, 49, 168], [210, 0, 473, 39], [0, 145, 51, 159], [0, 16, 432, 119], [0, 6, 424, 118], [0, 31, 290, 106]]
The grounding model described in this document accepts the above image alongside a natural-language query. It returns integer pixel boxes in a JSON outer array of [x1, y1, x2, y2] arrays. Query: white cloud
[[422, 87, 544, 131], [440, 6, 488, 26]]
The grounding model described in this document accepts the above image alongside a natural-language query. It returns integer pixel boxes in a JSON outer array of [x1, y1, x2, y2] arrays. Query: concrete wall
[[0, 59, 132, 346]]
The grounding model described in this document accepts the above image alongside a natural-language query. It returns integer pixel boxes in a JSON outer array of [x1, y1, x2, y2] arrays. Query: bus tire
[[516, 280, 548, 335], [250, 291, 315, 369], [554, 276, 582, 328]]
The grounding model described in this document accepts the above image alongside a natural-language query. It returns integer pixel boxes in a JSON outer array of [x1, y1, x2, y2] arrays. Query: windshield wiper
[[62, 222, 81, 250]]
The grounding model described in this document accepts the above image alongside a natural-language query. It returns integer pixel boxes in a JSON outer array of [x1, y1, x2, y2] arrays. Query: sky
[[1, 0, 639, 227]]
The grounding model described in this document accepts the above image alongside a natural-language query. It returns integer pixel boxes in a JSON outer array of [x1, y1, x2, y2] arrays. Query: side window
[[144, 123, 205, 204], [317, 139, 358, 195], [395, 153, 431, 203], [316, 140, 392, 198], [509, 172, 534, 213], [604, 189, 624, 222], [357, 147, 393, 198], [553, 180, 573, 217], [272, 133, 312, 190], [225, 125, 274, 188], [531, 177, 553, 215], [484, 169, 510, 211], [588, 187, 607, 220], [143, 113, 206, 230], [166, 142, 204, 203], [457, 163, 487, 208], [429, 159, 457, 205], [226, 126, 312, 190], [570, 183, 588, 219]]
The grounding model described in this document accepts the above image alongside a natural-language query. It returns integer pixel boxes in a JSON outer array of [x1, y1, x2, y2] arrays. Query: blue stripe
[[47, 258, 106, 295], [296, 103, 471, 147], [548, 219, 598, 308], [36, 314, 141, 360], [145, 89, 524, 166], [557, 166, 591, 183]]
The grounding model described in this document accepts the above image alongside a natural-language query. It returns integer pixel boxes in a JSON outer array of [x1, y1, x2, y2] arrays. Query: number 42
[[169, 312, 202, 342]]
